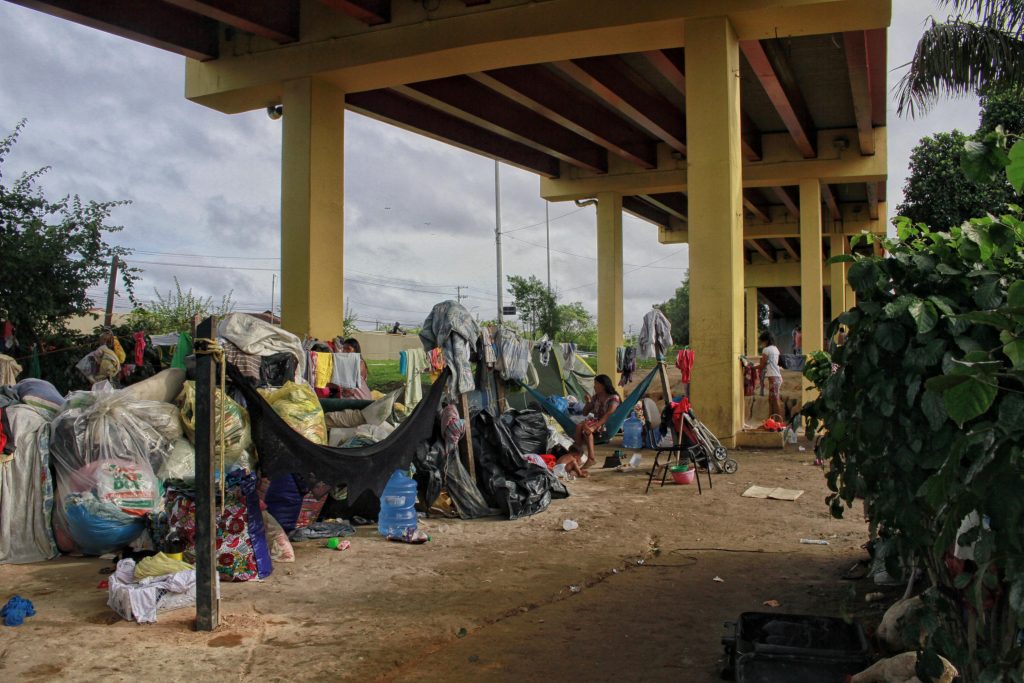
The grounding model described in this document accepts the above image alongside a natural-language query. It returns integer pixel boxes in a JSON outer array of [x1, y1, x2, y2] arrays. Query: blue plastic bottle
[[378, 470, 418, 538], [622, 414, 644, 449]]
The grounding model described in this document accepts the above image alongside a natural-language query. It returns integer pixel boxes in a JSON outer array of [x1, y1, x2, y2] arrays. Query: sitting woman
[[573, 374, 622, 469]]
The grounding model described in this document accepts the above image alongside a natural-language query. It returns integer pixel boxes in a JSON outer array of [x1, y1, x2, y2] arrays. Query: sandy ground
[[0, 437, 890, 683]]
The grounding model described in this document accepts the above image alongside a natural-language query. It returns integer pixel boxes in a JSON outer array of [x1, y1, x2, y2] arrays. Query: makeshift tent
[[506, 344, 595, 410], [520, 364, 660, 442]]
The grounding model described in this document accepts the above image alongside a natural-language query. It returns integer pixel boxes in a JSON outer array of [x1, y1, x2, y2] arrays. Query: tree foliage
[[507, 274, 559, 339], [804, 212, 1024, 680], [123, 277, 234, 335], [0, 121, 136, 340], [505, 274, 595, 343], [556, 301, 597, 347], [897, 130, 1017, 230], [658, 272, 690, 345]]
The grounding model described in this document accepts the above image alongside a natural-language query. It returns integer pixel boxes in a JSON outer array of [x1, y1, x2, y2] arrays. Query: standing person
[[573, 374, 622, 469], [340, 337, 372, 400], [792, 325, 803, 355], [757, 331, 783, 419]]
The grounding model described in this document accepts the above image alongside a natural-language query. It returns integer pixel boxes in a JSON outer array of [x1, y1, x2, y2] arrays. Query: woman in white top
[[757, 331, 783, 419]]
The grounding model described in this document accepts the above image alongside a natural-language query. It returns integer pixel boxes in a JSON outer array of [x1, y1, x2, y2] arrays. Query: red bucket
[[670, 465, 695, 485]]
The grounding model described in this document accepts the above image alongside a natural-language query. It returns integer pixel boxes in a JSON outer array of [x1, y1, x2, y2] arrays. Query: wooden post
[[194, 317, 219, 631], [458, 392, 476, 480], [656, 358, 681, 448], [103, 256, 119, 327]]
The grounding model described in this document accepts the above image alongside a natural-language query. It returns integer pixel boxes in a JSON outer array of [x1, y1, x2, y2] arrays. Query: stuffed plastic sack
[[177, 381, 255, 471], [258, 382, 327, 444], [49, 387, 179, 554]]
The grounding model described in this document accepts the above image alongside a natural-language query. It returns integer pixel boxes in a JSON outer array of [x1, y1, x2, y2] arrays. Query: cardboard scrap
[[742, 485, 804, 501]]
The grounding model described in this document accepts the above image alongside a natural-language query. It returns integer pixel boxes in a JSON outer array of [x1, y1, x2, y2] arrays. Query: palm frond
[[940, 0, 1024, 35], [896, 18, 1024, 117]]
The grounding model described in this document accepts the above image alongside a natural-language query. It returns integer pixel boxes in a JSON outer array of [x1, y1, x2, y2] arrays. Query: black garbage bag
[[501, 409, 548, 455], [472, 409, 567, 520], [414, 440, 444, 515], [260, 352, 298, 387], [414, 438, 494, 520]]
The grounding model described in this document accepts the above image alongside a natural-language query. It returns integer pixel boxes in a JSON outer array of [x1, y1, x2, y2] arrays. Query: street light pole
[[545, 200, 551, 294], [495, 160, 503, 324]]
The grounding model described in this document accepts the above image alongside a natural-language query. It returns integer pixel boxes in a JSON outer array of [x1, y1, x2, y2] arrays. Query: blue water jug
[[378, 470, 418, 538], [622, 414, 644, 449]]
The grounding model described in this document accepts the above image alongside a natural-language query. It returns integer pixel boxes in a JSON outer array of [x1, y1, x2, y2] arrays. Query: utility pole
[[545, 201, 551, 294], [495, 160, 504, 324], [456, 285, 468, 303], [103, 255, 119, 327]]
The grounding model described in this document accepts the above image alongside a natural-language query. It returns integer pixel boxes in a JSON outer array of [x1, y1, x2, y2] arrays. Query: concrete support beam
[[280, 77, 346, 338], [184, 0, 893, 113], [746, 287, 760, 357], [830, 234, 849, 321], [540, 128, 887, 202], [686, 15, 743, 445], [595, 192, 623, 384], [799, 179, 823, 407]]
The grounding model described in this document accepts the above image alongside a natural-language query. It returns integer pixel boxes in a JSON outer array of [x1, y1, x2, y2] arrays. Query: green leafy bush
[[804, 212, 1024, 681]]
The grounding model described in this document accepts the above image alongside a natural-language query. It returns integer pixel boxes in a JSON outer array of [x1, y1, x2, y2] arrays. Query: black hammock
[[227, 363, 450, 500]]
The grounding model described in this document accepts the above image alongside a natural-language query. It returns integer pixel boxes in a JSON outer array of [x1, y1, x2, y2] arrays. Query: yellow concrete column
[[595, 191, 623, 384], [686, 16, 744, 445], [829, 234, 848, 321], [745, 287, 759, 357], [280, 77, 346, 339], [799, 179, 824, 407]]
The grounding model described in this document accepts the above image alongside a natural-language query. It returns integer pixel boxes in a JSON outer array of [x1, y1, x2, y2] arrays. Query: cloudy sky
[[0, 0, 982, 335]]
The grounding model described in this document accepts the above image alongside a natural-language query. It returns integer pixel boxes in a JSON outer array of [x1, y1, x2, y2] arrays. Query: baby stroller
[[661, 399, 739, 474]]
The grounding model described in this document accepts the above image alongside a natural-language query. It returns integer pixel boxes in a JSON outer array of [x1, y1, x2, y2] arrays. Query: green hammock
[[519, 364, 660, 440]]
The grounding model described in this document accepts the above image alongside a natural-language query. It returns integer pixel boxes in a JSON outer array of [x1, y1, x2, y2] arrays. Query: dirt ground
[[0, 437, 893, 683]]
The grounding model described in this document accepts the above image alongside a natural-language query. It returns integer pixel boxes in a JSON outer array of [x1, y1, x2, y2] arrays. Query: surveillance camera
[[266, 104, 283, 120]]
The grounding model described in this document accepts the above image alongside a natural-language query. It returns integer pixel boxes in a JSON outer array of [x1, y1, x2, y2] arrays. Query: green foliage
[[555, 301, 596, 346], [0, 120, 137, 340], [658, 272, 690, 345], [805, 211, 1024, 681], [343, 299, 359, 336], [507, 274, 559, 339], [123, 277, 233, 335], [898, 130, 1017, 230], [979, 86, 1024, 134]]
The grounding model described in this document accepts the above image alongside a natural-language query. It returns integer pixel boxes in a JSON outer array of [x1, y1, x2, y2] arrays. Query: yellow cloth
[[314, 352, 334, 389], [111, 338, 127, 364], [134, 552, 193, 580]]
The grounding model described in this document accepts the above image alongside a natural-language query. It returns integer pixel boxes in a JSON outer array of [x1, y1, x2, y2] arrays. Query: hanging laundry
[[677, 348, 694, 383], [0, 354, 22, 386], [399, 350, 407, 377], [619, 347, 637, 386], [420, 301, 479, 395], [330, 353, 362, 389], [536, 338, 554, 366], [132, 332, 146, 366], [314, 352, 334, 389], [221, 339, 262, 383], [404, 348, 429, 409], [480, 328, 496, 367], [637, 308, 673, 360], [495, 328, 532, 383]]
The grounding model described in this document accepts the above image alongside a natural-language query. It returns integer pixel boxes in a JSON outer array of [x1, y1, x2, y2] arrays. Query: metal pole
[[545, 201, 551, 294], [495, 160, 503, 323], [270, 273, 276, 323], [103, 256, 119, 327]]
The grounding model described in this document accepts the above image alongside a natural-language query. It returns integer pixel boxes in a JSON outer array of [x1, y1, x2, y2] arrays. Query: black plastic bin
[[734, 653, 866, 683], [722, 612, 871, 679]]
